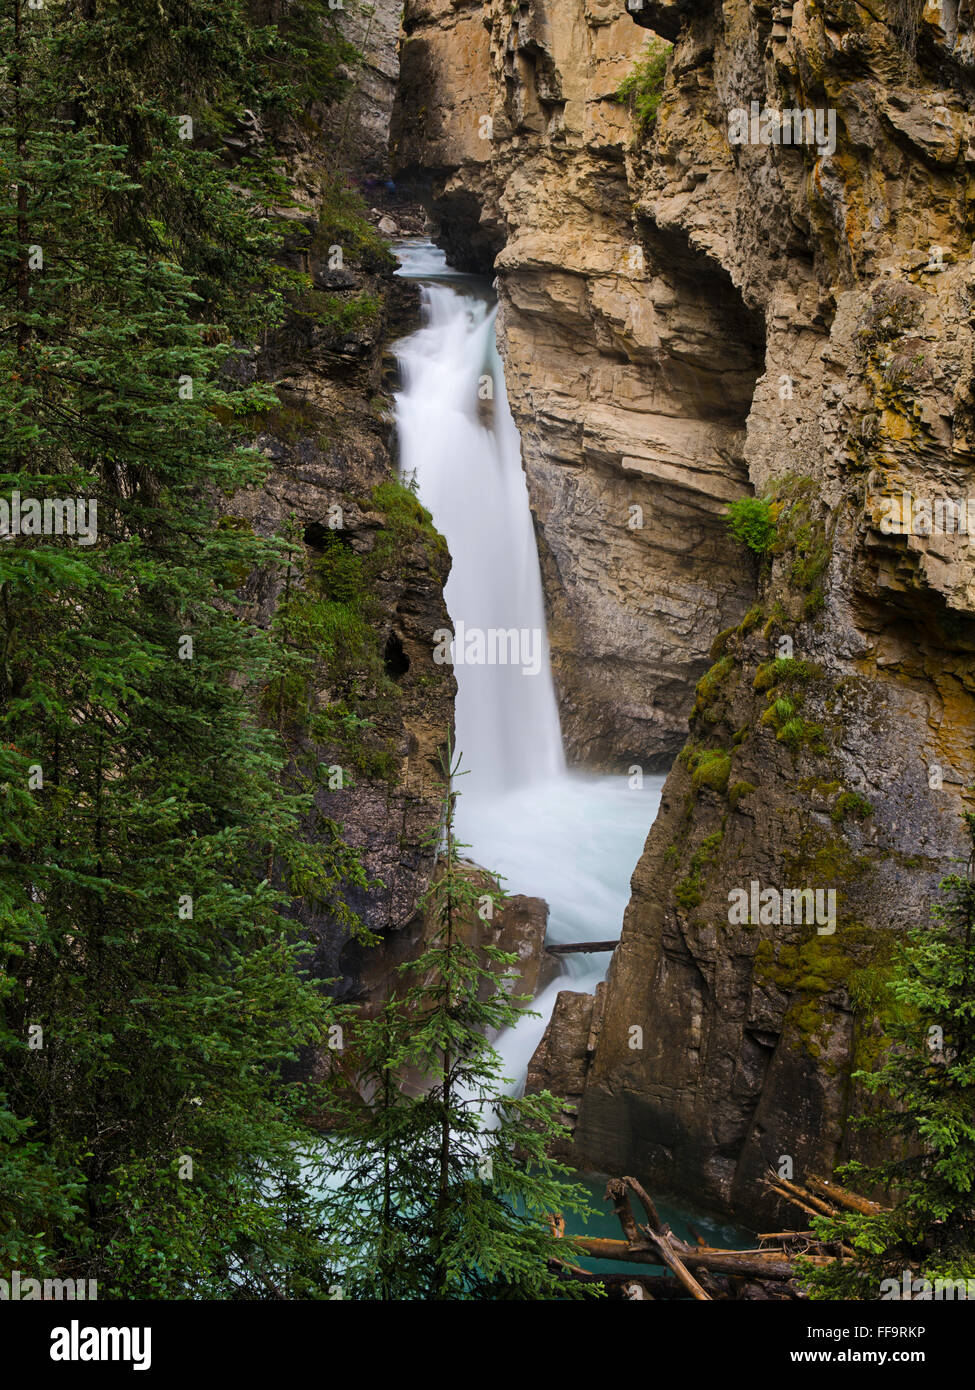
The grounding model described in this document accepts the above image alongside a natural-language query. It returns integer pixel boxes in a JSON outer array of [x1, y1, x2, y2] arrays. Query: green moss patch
[[675, 829, 725, 910], [728, 780, 756, 809], [680, 745, 732, 794], [753, 656, 817, 691], [831, 791, 874, 823], [692, 654, 736, 723]]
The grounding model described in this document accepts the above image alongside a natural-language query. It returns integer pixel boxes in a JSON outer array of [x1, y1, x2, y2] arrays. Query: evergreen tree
[[323, 749, 597, 1300], [802, 813, 975, 1298], [0, 0, 371, 1296]]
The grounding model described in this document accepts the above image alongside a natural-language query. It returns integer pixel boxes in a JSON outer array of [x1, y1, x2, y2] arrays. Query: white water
[[393, 270, 564, 797], [393, 241, 664, 1093]]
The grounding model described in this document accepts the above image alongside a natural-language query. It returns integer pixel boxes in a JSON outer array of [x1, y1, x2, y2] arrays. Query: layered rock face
[[395, 0, 975, 1223], [393, 0, 760, 769], [568, 0, 975, 1224], [324, 0, 404, 179]]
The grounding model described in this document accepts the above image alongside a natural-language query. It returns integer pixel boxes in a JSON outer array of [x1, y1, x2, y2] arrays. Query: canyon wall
[[325, 0, 404, 179], [229, 0, 458, 1001], [394, 0, 975, 1223]]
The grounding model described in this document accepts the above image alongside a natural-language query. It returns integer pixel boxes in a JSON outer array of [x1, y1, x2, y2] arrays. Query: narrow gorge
[[378, 0, 975, 1227]]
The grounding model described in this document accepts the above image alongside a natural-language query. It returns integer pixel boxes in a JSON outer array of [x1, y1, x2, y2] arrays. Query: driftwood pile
[[548, 1171, 887, 1300]]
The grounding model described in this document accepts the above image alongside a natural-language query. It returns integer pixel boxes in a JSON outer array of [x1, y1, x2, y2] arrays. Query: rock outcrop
[[393, 0, 975, 1224], [527, 984, 606, 1140]]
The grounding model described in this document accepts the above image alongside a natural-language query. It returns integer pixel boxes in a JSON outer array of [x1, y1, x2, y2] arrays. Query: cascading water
[[393, 241, 665, 1094], [393, 271, 564, 798]]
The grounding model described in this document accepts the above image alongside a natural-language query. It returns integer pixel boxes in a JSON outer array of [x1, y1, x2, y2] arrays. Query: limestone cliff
[[393, 0, 975, 1223]]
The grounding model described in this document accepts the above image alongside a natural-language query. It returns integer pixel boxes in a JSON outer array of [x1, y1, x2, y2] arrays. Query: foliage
[[617, 38, 672, 131], [322, 750, 598, 1299], [0, 0, 372, 1295], [726, 496, 777, 556], [296, 287, 382, 340], [753, 657, 815, 691], [800, 814, 975, 1298], [675, 831, 725, 910], [832, 792, 874, 824], [311, 174, 397, 274]]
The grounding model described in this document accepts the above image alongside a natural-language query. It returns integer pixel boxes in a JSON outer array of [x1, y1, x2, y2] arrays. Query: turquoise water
[[565, 1175, 754, 1277]]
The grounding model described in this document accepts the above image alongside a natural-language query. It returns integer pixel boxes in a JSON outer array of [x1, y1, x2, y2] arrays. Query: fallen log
[[618, 1174, 665, 1234], [545, 940, 617, 955], [574, 1235, 831, 1281], [807, 1175, 888, 1217], [764, 1172, 838, 1221], [606, 1177, 711, 1301], [643, 1227, 713, 1300], [759, 1230, 818, 1241]]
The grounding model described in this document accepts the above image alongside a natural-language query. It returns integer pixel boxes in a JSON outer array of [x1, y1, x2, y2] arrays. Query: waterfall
[[393, 241, 664, 1093], [394, 277, 564, 799]]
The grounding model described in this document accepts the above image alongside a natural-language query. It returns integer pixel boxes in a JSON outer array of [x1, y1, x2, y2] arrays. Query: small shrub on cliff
[[617, 38, 672, 131], [832, 791, 874, 824], [726, 495, 777, 557]]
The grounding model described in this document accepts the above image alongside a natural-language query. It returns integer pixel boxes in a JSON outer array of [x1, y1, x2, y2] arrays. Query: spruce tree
[[802, 813, 975, 1298], [323, 749, 597, 1300], [0, 0, 371, 1296]]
